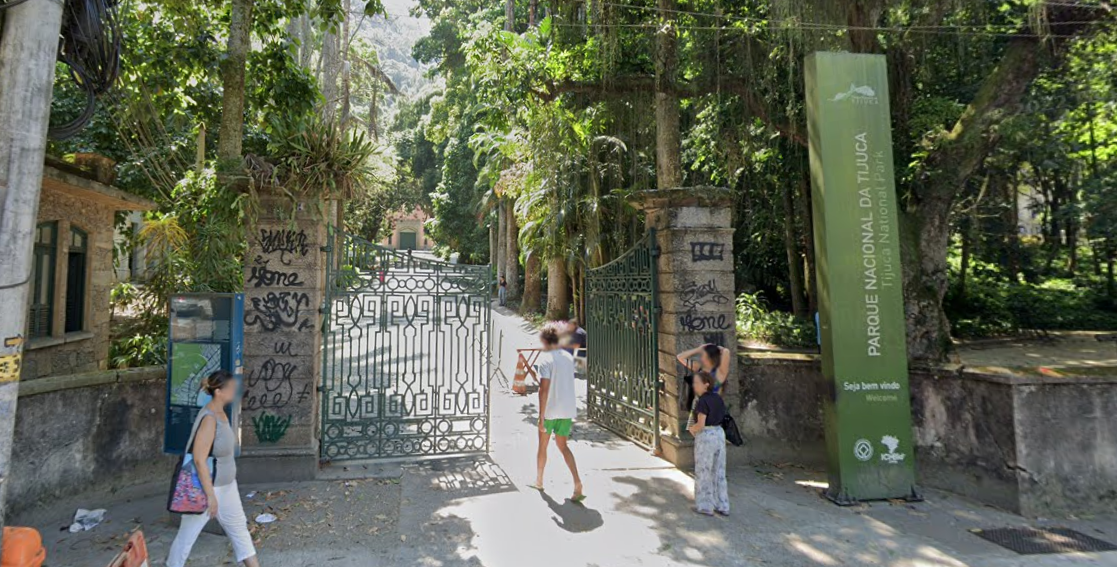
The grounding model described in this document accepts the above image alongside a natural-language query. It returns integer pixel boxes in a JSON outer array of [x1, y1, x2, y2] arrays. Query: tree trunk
[[489, 223, 497, 267], [496, 200, 507, 283], [299, 14, 312, 69], [505, 200, 520, 299], [505, 0, 515, 31], [798, 165, 818, 314], [340, 0, 352, 128], [959, 213, 972, 301], [368, 85, 378, 141], [903, 36, 1043, 361], [321, 26, 340, 122], [217, 0, 255, 162], [653, 0, 681, 189], [1107, 238, 1116, 301], [529, 0, 538, 27], [781, 181, 807, 317], [545, 256, 570, 320], [523, 252, 542, 314]]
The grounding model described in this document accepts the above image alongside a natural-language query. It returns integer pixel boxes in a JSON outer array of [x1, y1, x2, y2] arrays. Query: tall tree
[[217, 0, 255, 162]]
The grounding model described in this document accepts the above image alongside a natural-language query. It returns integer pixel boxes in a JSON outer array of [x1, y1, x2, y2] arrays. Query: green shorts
[[543, 418, 573, 437]]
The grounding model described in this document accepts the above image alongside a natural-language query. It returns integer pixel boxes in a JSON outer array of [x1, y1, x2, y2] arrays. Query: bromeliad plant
[[261, 114, 378, 210]]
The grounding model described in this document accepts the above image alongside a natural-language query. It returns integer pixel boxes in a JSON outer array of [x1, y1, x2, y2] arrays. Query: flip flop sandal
[[694, 508, 715, 516], [526, 484, 545, 491], [571, 494, 587, 504]]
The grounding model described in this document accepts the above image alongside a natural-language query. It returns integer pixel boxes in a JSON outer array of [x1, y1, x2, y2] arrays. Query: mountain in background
[[359, 0, 433, 120]]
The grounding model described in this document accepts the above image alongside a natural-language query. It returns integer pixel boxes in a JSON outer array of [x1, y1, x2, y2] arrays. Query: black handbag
[[722, 413, 744, 447]]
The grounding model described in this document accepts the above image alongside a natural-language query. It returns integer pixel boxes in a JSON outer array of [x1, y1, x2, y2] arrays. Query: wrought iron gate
[[321, 229, 490, 461], [585, 230, 660, 449]]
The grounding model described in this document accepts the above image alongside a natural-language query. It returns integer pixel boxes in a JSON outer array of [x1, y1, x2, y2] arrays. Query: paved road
[[18, 304, 1117, 566]]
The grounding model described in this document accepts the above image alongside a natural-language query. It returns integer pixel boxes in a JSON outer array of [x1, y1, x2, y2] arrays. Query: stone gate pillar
[[238, 190, 328, 482], [637, 187, 737, 469]]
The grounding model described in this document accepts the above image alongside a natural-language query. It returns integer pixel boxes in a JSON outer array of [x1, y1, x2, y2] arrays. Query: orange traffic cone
[[1, 527, 45, 567], [512, 357, 528, 395]]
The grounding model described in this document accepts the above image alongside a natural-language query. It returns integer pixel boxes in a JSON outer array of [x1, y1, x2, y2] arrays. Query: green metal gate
[[585, 230, 660, 449], [322, 229, 490, 461]]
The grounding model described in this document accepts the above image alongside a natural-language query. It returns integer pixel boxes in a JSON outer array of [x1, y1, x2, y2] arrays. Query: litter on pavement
[[68, 508, 107, 532]]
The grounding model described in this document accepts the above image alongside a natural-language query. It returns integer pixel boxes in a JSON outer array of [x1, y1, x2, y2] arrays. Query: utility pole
[[0, 0, 67, 526]]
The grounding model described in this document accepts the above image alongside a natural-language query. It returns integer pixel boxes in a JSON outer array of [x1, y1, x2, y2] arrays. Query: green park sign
[[804, 52, 918, 503]]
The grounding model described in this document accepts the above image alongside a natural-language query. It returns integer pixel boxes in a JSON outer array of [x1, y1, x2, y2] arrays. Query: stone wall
[[8, 367, 171, 516], [736, 352, 1117, 517], [239, 192, 326, 481], [22, 187, 115, 379]]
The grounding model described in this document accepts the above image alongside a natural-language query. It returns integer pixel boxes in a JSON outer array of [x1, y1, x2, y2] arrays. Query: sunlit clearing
[[796, 480, 829, 490], [787, 534, 840, 566]]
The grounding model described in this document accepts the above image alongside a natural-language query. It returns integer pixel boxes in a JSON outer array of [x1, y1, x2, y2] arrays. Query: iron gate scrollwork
[[586, 230, 659, 449], [322, 229, 490, 460]]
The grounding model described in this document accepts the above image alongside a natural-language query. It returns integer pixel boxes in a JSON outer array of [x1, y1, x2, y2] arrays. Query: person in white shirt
[[529, 324, 584, 502]]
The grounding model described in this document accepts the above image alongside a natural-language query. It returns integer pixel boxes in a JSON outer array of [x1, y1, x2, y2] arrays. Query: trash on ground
[[245, 491, 257, 499], [255, 513, 277, 524], [69, 508, 107, 533]]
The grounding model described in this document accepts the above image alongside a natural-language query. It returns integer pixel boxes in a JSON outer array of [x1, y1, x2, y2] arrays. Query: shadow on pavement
[[538, 490, 604, 533]]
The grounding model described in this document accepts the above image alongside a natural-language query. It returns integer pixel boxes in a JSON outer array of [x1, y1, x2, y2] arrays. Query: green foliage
[[946, 258, 1117, 339], [264, 114, 378, 202], [110, 328, 168, 369], [109, 168, 247, 368], [736, 292, 817, 349]]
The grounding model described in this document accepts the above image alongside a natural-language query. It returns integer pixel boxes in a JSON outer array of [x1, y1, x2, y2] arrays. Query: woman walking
[[498, 275, 508, 306], [688, 372, 730, 516], [167, 370, 260, 567]]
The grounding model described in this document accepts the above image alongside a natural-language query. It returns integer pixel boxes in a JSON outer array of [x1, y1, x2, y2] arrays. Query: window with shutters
[[30, 222, 57, 339], [65, 227, 88, 333]]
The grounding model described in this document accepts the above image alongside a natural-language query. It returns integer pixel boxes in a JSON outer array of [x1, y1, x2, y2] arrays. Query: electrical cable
[[48, 0, 122, 140], [0, 0, 35, 10]]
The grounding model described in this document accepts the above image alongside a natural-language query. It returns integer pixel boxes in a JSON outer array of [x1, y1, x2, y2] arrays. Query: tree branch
[[535, 75, 807, 146]]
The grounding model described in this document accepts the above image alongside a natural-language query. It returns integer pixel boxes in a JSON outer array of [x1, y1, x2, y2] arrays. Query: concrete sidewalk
[[15, 305, 1117, 566]]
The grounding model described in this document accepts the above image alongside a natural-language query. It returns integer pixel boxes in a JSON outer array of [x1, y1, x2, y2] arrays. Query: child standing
[[687, 372, 729, 516]]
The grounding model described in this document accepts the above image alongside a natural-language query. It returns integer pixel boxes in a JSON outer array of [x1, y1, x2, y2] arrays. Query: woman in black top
[[498, 275, 507, 306], [687, 372, 730, 516]]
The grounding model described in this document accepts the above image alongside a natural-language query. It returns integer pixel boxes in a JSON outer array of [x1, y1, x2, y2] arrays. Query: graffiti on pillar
[[247, 256, 305, 288], [679, 311, 732, 332], [680, 279, 730, 308], [243, 357, 296, 410], [258, 228, 309, 265], [678, 278, 733, 332], [252, 412, 292, 443], [245, 292, 313, 332], [690, 242, 725, 262], [243, 225, 317, 444]]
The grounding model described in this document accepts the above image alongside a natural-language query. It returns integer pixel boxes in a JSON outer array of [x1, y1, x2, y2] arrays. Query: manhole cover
[[971, 527, 1117, 555]]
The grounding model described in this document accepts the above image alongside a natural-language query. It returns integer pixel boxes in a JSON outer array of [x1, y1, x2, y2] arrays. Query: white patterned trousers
[[694, 426, 730, 514]]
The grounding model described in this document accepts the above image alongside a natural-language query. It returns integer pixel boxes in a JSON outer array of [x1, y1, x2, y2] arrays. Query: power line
[[583, 1, 1108, 37], [554, 21, 1089, 39]]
